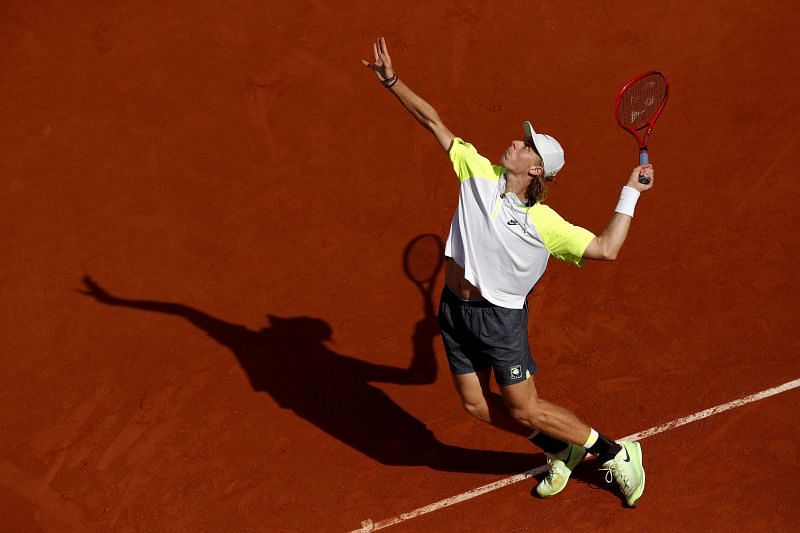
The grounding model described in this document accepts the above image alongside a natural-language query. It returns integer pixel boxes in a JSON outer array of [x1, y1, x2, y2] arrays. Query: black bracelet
[[381, 74, 398, 87], [383, 75, 399, 89]]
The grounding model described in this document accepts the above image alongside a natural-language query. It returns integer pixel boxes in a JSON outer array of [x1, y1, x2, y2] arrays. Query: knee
[[507, 405, 530, 426], [507, 401, 546, 428], [461, 398, 490, 423]]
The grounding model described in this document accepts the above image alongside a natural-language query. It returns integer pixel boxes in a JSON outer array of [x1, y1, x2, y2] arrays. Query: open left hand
[[361, 37, 395, 82], [78, 275, 122, 305]]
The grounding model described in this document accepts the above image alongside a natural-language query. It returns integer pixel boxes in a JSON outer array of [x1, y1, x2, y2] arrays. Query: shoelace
[[599, 463, 630, 489], [545, 456, 573, 485], [544, 457, 559, 482]]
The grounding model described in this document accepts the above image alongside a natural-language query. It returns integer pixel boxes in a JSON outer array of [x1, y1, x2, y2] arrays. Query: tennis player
[[363, 37, 651, 507]]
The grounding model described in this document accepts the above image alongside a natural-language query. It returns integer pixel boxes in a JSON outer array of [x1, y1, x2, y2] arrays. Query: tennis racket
[[615, 71, 669, 185], [403, 233, 444, 316]]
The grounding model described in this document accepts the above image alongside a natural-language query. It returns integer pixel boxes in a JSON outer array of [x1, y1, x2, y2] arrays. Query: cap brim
[[523, 121, 535, 140], [523, 121, 543, 157]]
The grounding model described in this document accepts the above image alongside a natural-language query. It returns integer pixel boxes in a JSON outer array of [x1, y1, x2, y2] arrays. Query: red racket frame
[[615, 70, 669, 183]]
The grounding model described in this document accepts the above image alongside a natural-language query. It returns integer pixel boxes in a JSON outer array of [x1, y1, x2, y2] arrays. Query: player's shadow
[[78, 266, 536, 474]]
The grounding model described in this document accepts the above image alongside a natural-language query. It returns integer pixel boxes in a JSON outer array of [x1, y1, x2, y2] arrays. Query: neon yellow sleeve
[[448, 137, 500, 183], [529, 204, 596, 266]]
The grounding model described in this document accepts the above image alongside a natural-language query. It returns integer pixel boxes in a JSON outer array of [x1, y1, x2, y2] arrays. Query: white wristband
[[615, 186, 640, 217]]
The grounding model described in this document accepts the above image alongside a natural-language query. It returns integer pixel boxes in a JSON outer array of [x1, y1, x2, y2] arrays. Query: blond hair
[[523, 150, 550, 204]]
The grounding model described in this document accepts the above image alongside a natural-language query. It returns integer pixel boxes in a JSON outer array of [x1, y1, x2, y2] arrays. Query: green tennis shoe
[[535, 443, 588, 498], [600, 441, 645, 507]]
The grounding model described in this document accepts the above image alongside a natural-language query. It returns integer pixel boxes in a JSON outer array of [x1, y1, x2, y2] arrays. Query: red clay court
[[2, 1, 799, 531]]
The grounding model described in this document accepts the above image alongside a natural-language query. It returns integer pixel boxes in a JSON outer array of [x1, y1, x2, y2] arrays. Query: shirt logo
[[507, 220, 519, 226], [510, 365, 522, 379]]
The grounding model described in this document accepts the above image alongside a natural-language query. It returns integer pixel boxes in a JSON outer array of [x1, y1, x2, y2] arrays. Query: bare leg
[[499, 377, 591, 445], [451, 370, 529, 436]]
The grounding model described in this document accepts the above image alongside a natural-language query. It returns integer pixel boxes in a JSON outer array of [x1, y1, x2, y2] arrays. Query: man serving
[[362, 37, 652, 506]]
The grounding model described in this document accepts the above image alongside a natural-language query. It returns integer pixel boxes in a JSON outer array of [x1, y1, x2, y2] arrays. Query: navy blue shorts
[[437, 285, 537, 386]]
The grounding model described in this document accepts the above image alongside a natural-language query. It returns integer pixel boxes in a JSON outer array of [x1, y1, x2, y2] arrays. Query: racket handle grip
[[638, 150, 650, 184]]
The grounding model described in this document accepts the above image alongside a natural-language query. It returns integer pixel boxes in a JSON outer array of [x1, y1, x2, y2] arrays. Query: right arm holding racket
[[584, 71, 668, 261], [361, 37, 455, 152], [582, 164, 653, 261]]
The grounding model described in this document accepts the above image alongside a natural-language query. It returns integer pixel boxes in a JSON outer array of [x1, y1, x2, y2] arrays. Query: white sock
[[582, 428, 599, 449]]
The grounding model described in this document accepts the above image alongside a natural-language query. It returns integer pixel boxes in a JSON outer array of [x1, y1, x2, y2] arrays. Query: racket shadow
[[78, 273, 537, 475], [402, 233, 445, 388]]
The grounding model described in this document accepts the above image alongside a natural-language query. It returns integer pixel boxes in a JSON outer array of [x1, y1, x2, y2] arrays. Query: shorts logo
[[509, 365, 522, 379]]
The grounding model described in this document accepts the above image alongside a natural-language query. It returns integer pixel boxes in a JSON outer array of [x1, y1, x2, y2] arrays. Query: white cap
[[523, 121, 564, 178]]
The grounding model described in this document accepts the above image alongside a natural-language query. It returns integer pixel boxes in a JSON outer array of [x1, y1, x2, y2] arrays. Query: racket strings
[[616, 73, 667, 131]]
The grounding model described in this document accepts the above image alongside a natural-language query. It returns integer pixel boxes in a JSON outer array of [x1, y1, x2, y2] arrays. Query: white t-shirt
[[444, 138, 595, 309]]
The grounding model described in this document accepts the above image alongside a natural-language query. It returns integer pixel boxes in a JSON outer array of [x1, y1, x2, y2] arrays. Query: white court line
[[353, 377, 800, 532]]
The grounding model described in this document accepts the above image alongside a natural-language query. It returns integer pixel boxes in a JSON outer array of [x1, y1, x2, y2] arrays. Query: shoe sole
[[626, 442, 645, 508]]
